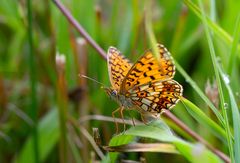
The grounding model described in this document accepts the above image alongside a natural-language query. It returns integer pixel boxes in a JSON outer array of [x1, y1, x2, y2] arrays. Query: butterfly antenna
[[79, 74, 105, 87]]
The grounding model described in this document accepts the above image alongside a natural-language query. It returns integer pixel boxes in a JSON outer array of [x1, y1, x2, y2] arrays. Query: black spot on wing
[[138, 61, 144, 66], [143, 72, 147, 77], [150, 76, 155, 80]]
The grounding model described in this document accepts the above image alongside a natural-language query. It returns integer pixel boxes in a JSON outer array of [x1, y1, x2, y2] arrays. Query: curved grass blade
[[218, 65, 240, 163], [181, 98, 228, 142], [197, 0, 234, 161], [174, 60, 224, 126], [107, 120, 223, 163]]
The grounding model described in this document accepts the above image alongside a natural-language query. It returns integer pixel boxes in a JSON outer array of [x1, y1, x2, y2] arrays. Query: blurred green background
[[0, 0, 239, 162]]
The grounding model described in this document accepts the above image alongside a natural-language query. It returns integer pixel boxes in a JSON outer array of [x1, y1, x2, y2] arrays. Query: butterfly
[[104, 44, 183, 131]]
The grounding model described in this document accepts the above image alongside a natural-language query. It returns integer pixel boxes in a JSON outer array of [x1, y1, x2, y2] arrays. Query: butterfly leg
[[119, 106, 126, 132], [131, 116, 136, 126], [112, 107, 122, 134], [141, 114, 149, 125]]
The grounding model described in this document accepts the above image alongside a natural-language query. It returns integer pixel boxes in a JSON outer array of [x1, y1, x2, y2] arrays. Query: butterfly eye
[[111, 90, 117, 96]]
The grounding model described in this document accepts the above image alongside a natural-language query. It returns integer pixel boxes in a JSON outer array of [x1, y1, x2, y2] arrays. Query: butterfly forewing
[[120, 44, 175, 94], [129, 80, 183, 115], [107, 47, 133, 91]]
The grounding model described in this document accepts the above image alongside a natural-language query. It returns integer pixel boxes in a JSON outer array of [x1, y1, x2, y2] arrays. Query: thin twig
[[78, 114, 142, 125], [68, 117, 105, 160], [163, 110, 230, 163], [52, 0, 107, 60], [52, 1, 230, 162]]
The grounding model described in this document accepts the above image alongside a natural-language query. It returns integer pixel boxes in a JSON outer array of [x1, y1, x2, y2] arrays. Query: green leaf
[[108, 134, 134, 162], [174, 141, 221, 163], [181, 98, 228, 142], [15, 109, 59, 163], [108, 120, 223, 163]]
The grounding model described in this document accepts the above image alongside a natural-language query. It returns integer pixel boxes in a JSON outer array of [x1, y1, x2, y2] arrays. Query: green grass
[[197, 0, 233, 161], [26, 0, 39, 162], [0, 0, 239, 162]]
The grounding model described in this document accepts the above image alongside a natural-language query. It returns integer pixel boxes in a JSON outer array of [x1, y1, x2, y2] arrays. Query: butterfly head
[[102, 87, 119, 101]]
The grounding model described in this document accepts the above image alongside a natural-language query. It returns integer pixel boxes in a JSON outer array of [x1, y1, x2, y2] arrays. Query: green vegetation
[[0, 0, 239, 162]]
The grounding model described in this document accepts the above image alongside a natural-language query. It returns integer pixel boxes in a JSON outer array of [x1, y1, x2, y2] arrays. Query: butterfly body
[[106, 44, 183, 118], [104, 87, 134, 108]]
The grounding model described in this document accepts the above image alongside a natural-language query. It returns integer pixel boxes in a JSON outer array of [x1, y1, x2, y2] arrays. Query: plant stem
[[56, 54, 68, 163], [163, 110, 230, 163], [52, 0, 107, 60]]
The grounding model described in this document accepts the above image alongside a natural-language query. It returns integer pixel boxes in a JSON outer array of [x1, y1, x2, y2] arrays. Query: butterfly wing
[[129, 80, 183, 116], [107, 47, 133, 91], [120, 44, 175, 94]]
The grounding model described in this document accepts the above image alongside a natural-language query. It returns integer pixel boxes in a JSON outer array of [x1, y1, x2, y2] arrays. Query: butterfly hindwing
[[129, 80, 183, 115]]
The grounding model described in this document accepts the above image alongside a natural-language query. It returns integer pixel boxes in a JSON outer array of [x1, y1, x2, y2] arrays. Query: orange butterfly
[[104, 44, 183, 132]]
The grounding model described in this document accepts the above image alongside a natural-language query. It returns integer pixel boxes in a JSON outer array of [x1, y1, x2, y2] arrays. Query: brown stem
[[52, 1, 230, 162], [52, 0, 107, 60], [163, 110, 230, 163]]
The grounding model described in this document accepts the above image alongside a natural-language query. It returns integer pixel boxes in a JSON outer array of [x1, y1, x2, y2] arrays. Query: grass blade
[[27, 0, 39, 162], [183, 0, 240, 56], [174, 60, 224, 126], [181, 98, 228, 142], [197, 0, 234, 161], [227, 14, 240, 75], [144, 1, 159, 62], [218, 65, 240, 163], [108, 120, 223, 163]]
